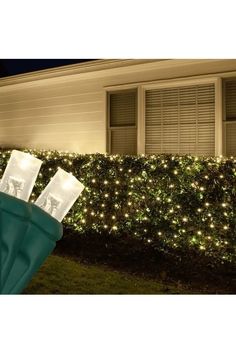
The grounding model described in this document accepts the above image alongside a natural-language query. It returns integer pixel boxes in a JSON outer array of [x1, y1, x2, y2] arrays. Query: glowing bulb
[[0, 150, 42, 201], [35, 168, 84, 222]]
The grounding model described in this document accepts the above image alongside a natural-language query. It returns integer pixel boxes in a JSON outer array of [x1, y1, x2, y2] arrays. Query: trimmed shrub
[[0, 149, 235, 268]]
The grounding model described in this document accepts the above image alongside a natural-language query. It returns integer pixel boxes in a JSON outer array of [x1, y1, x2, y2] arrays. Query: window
[[107, 89, 137, 154], [224, 79, 236, 156], [145, 83, 215, 156]]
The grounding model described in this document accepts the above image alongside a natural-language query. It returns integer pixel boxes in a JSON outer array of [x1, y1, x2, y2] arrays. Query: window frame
[[105, 77, 223, 156], [106, 87, 138, 154], [222, 78, 236, 156]]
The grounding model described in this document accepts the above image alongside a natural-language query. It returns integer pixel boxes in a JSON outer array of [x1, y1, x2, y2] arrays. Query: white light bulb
[[35, 168, 84, 222], [0, 150, 42, 201]]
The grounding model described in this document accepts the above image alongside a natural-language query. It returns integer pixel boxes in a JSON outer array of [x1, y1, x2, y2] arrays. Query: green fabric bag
[[0, 192, 63, 294]]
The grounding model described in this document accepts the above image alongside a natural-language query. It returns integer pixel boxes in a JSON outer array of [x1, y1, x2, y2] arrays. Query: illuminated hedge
[[0, 149, 235, 264]]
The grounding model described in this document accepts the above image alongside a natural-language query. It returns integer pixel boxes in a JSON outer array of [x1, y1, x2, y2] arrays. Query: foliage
[[0, 149, 236, 266]]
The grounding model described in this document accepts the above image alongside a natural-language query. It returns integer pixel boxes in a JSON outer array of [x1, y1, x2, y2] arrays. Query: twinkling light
[[0, 148, 234, 265]]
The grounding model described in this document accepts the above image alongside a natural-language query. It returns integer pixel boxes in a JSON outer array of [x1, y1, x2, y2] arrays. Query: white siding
[[0, 80, 105, 152]]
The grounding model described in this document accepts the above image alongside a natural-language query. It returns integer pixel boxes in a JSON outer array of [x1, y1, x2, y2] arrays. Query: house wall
[[1, 59, 236, 153]]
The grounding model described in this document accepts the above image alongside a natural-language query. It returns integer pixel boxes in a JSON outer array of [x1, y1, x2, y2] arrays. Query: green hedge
[[0, 149, 235, 266]]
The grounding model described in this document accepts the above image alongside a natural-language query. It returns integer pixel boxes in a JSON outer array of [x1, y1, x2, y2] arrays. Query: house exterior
[[0, 59, 236, 157]]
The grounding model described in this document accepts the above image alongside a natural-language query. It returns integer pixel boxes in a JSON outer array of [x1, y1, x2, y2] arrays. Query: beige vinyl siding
[[0, 80, 105, 152], [224, 80, 236, 156], [145, 83, 215, 156], [0, 59, 236, 154]]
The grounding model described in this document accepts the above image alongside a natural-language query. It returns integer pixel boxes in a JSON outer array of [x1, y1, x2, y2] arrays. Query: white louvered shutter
[[225, 80, 236, 156], [109, 90, 137, 154], [145, 83, 215, 156]]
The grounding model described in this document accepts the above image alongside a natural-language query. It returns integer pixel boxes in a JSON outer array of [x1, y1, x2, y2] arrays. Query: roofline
[[0, 59, 166, 87], [1, 59, 235, 91]]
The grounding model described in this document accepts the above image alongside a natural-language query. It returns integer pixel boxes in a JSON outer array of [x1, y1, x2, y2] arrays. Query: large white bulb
[[0, 150, 42, 201], [35, 168, 84, 222]]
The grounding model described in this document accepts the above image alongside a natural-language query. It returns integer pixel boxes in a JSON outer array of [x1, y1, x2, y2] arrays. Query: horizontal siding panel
[[0, 79, 103, 102], [0, 137, 105, 154], [0, 130, 105, 153], [0, 101, 104, 120], [0, 131, 105, 141], [0, 112, 103, 127], [0, 92, 103, 110], [0, 121, 104, 136]]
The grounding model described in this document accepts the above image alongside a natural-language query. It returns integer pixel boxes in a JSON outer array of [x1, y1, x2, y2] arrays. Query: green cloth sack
[[0, 192, 63, 294]]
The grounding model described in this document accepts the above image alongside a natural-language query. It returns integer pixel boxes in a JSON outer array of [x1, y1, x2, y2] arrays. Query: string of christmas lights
[[0, 149, 235, 265]]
